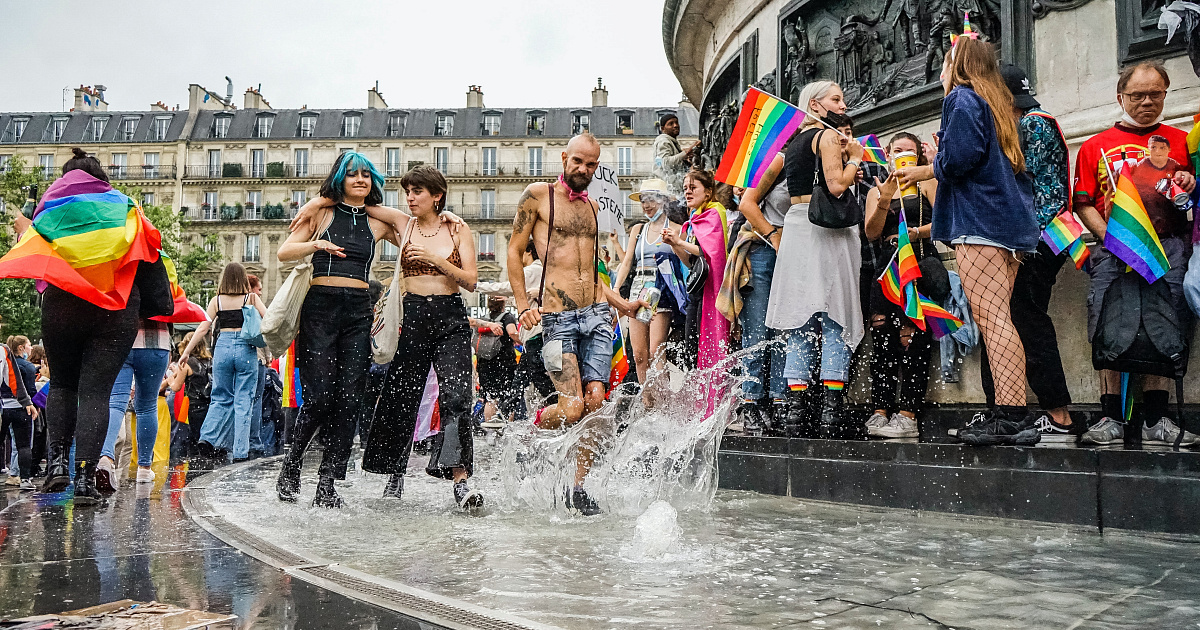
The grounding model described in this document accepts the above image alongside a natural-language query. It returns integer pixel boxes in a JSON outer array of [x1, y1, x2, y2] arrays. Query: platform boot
[[42, 441, 71, 493], [276, 415, 320, 502], [784, 388, 816, 438], [312, 474, 344, 508], [817, 388, 848, 440], [73, 460, 102, 506]]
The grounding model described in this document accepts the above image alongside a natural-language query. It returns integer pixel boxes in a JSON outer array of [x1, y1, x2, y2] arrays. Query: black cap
[[659, 112, 679, 128], [1000, 64, 1040, 110]]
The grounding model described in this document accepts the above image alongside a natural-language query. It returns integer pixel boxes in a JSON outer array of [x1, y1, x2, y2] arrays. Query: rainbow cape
[[1042, 211, 1091, 270], [917, 293, 963, 340], [857, 134, 887, 165], [0, 170, 161, 310], [1105, 170, 1170, 284], [597, 259, 630, 391], [715, 87, 808, 189]]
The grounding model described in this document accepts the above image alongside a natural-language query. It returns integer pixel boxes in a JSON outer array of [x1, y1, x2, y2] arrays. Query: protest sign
[[588, 163, 627, 247]]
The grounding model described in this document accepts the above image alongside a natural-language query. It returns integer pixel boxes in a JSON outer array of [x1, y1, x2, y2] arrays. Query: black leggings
[[870, 309, 933, 415], [363, 294, 473, 478], [292, 286, 372, 479], [41, 285, 140, 465], [1, 407, 33, 479]]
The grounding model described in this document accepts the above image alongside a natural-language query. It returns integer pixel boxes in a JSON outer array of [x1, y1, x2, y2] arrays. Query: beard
[[563, 170, 591, 193]]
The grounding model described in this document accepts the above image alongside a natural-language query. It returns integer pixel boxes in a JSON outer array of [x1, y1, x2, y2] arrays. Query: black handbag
[[808, 131, 865, 229], [685, 251, 708, 295], [134, 257, 175, 318]]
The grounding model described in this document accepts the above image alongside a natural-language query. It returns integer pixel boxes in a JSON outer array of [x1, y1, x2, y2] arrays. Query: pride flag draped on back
[[715, 87, 808, 189], [1105, 171, 1170, 284], [0, 170, 161, 310]]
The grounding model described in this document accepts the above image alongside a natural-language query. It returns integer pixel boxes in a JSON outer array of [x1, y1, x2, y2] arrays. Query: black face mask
[[821, 111, 851, 130]]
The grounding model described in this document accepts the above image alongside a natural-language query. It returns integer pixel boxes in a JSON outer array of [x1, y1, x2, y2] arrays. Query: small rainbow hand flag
[[1042, 211, 1085, 255], [877, 257, 925, 329], [1105, 170, 1170, 284], [879, 258, 903, 307], [1066, 238, 1091, 271], [917, 292, 963, 340], [857, 134, 888, 165], [716, 87, 808, 189]]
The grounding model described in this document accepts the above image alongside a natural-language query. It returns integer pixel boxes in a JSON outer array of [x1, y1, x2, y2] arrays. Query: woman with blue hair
[[276, 152, 455, 507]]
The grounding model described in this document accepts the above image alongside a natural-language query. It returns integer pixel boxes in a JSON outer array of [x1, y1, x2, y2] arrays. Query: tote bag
[[240, 295, 266, 348], [370, 222, 412, 364], [262, 211, 333, 356]]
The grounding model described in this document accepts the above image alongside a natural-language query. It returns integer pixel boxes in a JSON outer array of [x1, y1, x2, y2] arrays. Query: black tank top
[[312, 204, 375, 282], [785, 128, 823, 198], [215, 294, 247, 330]]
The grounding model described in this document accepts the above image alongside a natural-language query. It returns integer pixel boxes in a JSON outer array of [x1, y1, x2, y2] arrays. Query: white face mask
[[1120, 107, 1164, 128]]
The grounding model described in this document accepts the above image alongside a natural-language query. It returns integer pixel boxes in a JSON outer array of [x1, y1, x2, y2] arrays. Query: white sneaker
[[865, 412, 889, 429], [1142, 417, 1200, 446], [18, 479, 35, 491], [136, 467, 155, 483], [1081, 417, 1125, 445], [872, 413, 919, 439]]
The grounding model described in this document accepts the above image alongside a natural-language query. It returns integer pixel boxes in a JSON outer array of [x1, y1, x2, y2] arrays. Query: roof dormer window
[[341, 112, 362, 138]]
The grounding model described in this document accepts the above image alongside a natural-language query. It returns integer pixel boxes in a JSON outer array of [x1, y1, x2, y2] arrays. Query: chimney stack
[[592, 78, 608, 108], [466, 85, 485, 109], [73, 85, 109, 112], [188, 84, 236, 113], [150, 101, 169, 111], [368, 82, 388, 109], [244, 87, 271, 110]]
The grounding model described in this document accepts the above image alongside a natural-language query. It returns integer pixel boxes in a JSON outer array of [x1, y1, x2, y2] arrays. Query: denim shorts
[[540, 302, 614, 387]]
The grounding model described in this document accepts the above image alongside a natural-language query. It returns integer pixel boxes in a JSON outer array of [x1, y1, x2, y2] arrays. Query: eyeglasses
[[1123, 91, 1167, 104]]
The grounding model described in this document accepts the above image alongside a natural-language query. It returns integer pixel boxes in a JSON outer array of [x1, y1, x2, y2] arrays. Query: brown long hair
[[943, 39, 1025, 174], [217, 262, 250, 295]]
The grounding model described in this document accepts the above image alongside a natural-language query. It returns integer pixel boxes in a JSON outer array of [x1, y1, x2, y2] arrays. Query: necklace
[[415, 220, 441, 238]]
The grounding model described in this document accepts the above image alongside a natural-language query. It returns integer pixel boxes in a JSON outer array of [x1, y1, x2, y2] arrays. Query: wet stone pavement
[[0, 465, 441, 629]]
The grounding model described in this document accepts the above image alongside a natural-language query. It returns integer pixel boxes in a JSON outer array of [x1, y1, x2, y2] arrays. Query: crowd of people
[[4, 37, 1200, 515]]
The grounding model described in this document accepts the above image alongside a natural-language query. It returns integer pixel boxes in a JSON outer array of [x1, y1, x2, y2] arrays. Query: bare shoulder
[[513, 183, 548, 233]]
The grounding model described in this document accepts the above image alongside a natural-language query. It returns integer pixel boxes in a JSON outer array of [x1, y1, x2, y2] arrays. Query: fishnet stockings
[[956, 244, 1026, 406]]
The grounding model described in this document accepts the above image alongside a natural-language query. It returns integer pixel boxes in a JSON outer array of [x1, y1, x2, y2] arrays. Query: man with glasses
[[1074, 61, 1198, 447]]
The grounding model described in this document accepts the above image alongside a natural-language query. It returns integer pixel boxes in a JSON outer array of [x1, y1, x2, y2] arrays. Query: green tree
[[0, 156, 44, 339], [115, 184, 221, 300]]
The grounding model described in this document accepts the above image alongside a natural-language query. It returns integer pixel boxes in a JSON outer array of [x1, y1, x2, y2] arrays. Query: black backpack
[[1091, 272, 1188, 379], [185, 358, 213, 403]]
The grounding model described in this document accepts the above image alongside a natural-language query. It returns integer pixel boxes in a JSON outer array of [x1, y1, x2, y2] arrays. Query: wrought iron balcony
[[184, 163, 332, 179], [106, 165, 177, 180]]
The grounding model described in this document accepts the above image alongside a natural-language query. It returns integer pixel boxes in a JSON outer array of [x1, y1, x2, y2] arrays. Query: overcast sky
[[2, 0, 684, 113]]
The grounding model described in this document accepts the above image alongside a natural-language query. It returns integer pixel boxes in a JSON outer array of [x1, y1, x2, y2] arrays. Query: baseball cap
[[1000, 64, 1040, 110]]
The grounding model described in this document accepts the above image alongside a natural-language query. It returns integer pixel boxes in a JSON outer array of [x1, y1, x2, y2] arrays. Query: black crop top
[[312, 204, 375, 282], [785, 128, 824, 198], [215, 295, 247, 330]]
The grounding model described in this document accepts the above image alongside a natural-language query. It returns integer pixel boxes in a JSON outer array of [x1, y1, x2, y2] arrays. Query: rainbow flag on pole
[[917, 293, 963, 340], [597, 259, 629, 393], [1041, 211, 1091, 270], [895, 208, 924, 326], [715, 87, 808, 189], [278, 341, 302, 408], [879, 257, 903, 307], [857, 134, 887, 165], [1105, 170, 1170, 284]]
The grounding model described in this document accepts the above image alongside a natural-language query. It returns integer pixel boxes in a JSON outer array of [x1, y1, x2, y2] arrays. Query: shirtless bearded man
[[508, 133, 645, 515]]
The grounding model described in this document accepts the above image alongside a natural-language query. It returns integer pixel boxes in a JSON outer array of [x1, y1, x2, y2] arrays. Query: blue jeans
[[199, 334, 259, 458], [242, 362, 267, 456], [783, 313, 852, 383], [540, 303, 615, 386], [102, 348, 170, 467], [739, 242, 784, 401]]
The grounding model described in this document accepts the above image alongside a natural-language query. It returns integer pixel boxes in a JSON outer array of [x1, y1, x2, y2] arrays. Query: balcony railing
[[451, 204, 517, 221], [184, 163, 333, 179], [106, 165, 177, 180], [186, 203, 291, 221], [181, 161, 655, 180]]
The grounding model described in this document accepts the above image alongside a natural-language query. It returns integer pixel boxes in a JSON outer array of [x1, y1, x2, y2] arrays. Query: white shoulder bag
[[262, 210, 333, 356], [370, 221, 412, 364]]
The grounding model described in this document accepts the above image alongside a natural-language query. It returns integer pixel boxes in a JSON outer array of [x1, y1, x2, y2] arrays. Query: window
[[153, 116, 172, 141], [482, 147, 497, 176], [481, 189, 496, 219], [246, 191, 262, 219], [204, 240, 218, 254], [203, 191, 219, 220], [39, 154, 53, 178], [388, 112, 406, 137], [383, 190, 399, 208], [0, 155, 10, 173], [87, 117, 108, 142], [120, 117, 139, 141], [616, 112, 634, 134], [526, 112, 546, 136], [482, 113, 502, 136], [572, 112, 590, 135], [250, 149, 264, 178], [621, 188, 633, 218], [297, 114, 317, 138], [212, 115, 230, 138], [435, 114, 454, 137], [380, 240, 399, 262], [143, 152, 159, 178], [49, 118, 68, 142], [243, 234, 260, 262], [528, 147, 543, 176], [110, 153, 126, 178], [254, 115, 273, 138], [294, 148, 309, 177], [290, 190, 306, 215], [617, 147, 633, 176], [141, 192, 155, 207], [207, 149, 221, 177], [435, 147, 449, 172], [5, 118, 29, 142], [341, 113, 361, 137], [478, 233, 496, 260], [386, 148, 401, 177]]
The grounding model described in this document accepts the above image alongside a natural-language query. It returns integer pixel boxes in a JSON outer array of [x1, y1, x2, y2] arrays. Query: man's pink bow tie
[[558, 175, 589, 202]]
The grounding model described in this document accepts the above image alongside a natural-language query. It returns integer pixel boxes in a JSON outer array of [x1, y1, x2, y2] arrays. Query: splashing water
[[620, 500, 683, 562]]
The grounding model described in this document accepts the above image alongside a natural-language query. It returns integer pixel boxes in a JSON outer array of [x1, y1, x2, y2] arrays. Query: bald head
[[561, 132, 601, 193]]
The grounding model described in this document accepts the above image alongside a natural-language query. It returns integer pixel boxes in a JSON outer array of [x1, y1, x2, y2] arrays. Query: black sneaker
[[383, 473, 404, 499], [948, 410, 989, 438], [567, 486, 601, 516], [1032, 412, 1085, 443], [738, 401, 767, 436], [454, 481, 483, 511], [960, 409, 1040, 447]]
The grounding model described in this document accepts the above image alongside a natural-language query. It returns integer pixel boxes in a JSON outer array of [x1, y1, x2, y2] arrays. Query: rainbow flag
[[597, 258, 629, 392], [857, 134, 887, 165], [879, 258, 903, 307], [715, 87, 808, 189], [150, 253, 209, 323], [1188, 116, 1200, 175], [278, 341, 302, 408], [1066, 237, 1091, 271], [917, 293, 963, 340], [1105, 170, 1170, 284], [895, 208, 921, 288], [0, 170, 161, 310], [1042, 211, 1085, 255]]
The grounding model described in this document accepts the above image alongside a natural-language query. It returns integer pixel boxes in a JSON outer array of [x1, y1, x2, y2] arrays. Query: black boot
[[383, 473, 404, 499], [818, 389, 858, 439], [312, 474, 343, 508], [454, 480, 484, 511], [784, 388, 816, 438], [73, 461, 102, 506], [276, 452, 302, 502], [43, 443, 71, 493], [766, 399, 787, 437]]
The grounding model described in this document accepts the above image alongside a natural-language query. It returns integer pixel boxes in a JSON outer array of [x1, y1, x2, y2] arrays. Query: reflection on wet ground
[[0, 465, 439, 629], [208, 448, 1200, 630]]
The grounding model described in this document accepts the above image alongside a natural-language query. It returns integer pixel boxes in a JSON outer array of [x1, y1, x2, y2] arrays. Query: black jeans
[[870, 310, 933, 414], [292, 286, 372, 479], [363, 294, 473, 478], [1, 407, 33, 479], [981, 241, 1072, 410], [41, 285, 140, 464]]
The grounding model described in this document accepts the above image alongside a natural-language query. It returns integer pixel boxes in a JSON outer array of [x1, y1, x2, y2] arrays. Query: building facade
[[0, 82, 698, 307]]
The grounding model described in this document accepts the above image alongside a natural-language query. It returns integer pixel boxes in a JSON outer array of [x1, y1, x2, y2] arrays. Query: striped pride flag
[[715, 87, 808, 189], [1105, 170, 1170, 284], [879, 258, 904, 307], [1042, 211, 1090, 270], [917, 293, 963, 340], [597, 259, 629, 393], [278, 341, 302, 408], [857, 134, 888, 165]]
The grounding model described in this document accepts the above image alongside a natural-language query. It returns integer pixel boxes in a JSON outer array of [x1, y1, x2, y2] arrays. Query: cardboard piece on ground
[[6, 599, 236, 629]]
